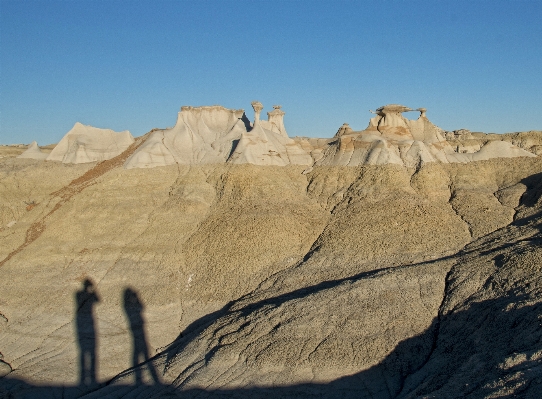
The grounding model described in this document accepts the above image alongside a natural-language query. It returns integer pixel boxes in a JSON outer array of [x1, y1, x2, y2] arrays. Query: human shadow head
[[123, 287, 143, 312], [83, 278, 94, 293]]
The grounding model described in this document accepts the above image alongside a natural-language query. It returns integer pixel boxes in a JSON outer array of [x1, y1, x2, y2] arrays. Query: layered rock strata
[[317, 105, 535, 168], [23, 104, 539, 169]]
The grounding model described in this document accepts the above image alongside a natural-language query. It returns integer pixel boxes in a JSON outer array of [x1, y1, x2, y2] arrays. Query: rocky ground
[[1, 144, 541, 398]]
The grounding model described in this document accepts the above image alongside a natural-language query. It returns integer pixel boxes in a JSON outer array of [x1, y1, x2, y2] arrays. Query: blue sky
[[1, 0, 541, 144]]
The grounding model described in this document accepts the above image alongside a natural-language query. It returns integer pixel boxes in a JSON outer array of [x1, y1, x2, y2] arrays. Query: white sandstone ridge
[[316, 104, 536, 168], [47, 123, 134, 164], [124, 105, 246, 168], [17, 141, 48, 160], [124, 102, 312, 168]]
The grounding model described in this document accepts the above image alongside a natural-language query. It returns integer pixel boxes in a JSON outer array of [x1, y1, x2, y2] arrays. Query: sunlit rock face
[[261, 105, 288, 138], [46, 123, 134, 164], [125, 103, 313, 168], [33, 104, 539, 170], [228, 102, 313, 166], [16, 141, 48, 160], [124, 105, 247, 168], [317, 104, 535, 168], [367, 104, 417, 140]]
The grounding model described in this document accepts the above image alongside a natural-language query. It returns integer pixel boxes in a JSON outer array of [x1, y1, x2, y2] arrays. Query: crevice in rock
[[448, 190, 474, 239], [396, 259, 457, 398]]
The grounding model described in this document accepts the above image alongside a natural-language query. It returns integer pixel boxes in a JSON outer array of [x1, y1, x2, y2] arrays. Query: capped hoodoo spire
[[251, 101, 264, 125], [266, 105, 288, 137]]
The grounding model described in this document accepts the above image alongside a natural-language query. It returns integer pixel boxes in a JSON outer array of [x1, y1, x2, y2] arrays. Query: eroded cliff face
[[17, 103, 540, 171], [316, 105, 536, 168], [1, 143, 542, 398]]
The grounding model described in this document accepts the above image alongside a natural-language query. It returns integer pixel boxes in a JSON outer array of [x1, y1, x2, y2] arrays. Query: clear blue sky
[[1, 0, 541, 144]]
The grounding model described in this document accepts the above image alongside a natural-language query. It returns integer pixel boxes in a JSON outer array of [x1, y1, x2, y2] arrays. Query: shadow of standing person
[[123, 287, 159, 385], [75, 278, 100, 387]]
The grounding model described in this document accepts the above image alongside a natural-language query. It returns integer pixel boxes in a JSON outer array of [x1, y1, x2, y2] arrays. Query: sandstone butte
[[1, 103, 542, 398]]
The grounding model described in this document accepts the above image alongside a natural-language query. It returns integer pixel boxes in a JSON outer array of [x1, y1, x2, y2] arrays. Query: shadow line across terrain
[[2, 239, 541, 398], [2, 292, 539, 398], [3, 171, 542, 398]]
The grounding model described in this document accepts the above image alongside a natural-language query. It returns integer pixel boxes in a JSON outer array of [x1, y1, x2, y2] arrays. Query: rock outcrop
[[17, 105, 541, 170], [228, 102, 313, 166], [317, 105, 535, 168], [261, 105, 288, 137], [46, 123, 134, 164], [445, 129, 542, 156], [124, 105, 246, 168], [125, 103, 313, 168], [16, 141, 48, 160]]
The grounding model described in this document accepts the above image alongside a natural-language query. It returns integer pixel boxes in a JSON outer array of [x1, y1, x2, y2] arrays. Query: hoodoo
[[125, 102, 313, 168], [228, 101, 313, 166], [264, 105, 288, 137], [317, 105, 535, 167], [335, 123, 354, 137], [14, 103, 540, 169]]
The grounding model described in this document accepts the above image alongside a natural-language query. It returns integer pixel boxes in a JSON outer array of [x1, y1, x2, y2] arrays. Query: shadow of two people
[[75, 279, 159, 387]]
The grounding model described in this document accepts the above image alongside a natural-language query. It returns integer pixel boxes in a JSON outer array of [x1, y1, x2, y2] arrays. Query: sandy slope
[[1, 143, 542, 398]]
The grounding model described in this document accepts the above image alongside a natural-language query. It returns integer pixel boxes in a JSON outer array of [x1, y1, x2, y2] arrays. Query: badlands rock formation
[[446, 128, 542, 156], [124, 105, 247, 168], [17, 103, 537, 169], [16, 141, 48, 160], [125, 102, 312, 168], [260, 104, 289, 137], [46, 123, 134, 164], [317, 105, 535, 168], [1, 105, 542, 398], [227, 102, 313, 166]]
